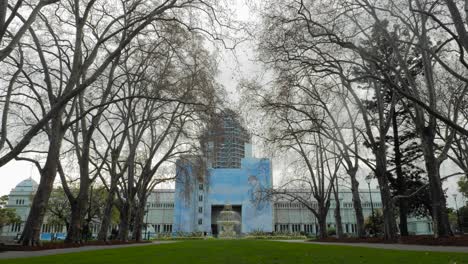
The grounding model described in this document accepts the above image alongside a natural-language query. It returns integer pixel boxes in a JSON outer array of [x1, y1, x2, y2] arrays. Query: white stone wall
[[0, 183, 434, 238]]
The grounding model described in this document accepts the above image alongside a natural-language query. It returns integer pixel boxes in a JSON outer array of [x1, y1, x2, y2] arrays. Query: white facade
[[144, 188, 432, 236], [145, 189, 175, 234], [273, 189, 383, 235], [1, 178, 37, 239], [0, 179, 433, 239]]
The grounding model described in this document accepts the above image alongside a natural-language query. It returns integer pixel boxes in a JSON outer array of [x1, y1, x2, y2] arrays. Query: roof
[[15, 177, 39, 190]]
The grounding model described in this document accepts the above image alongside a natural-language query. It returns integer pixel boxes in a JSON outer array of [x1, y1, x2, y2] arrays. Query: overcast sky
[[0, 1, 463, 209]]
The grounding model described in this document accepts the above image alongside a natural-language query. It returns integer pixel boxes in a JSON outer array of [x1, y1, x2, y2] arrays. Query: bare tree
[[257, 0, 468, 239], [10, 0, 226, 246], [268, 125, 342, 239], [0, 0, 58, 62]]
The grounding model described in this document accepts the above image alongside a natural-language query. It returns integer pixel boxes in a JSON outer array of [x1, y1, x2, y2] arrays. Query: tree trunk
[[375, 149, 398, 241], [65, 157, 90, 243], [0, 0, 7, 35], [334, 203, 343, 238], [316, 202, 329, 239], [421, 130, 451, 237], [349, 168, 365, 238], [97, 181, 117, 241], [118, 202, 131, 241], [132, 202, 146, 241], [20, 117, 64, 246], [392, 110, 408, 236], [66, 202, 83, 244], [20, 167, 57, 246], [317, 214, 328, 239], [333, 182, 343, 238]]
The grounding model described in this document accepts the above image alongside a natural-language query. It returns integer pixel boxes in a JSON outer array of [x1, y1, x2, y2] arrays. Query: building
[[145, 188, 433, 236], [173, 110, 272, 235], [167, 110, 432, 236], [0, 178, 69, 241], [201, 110, 251, 169], [146, 189, 175, 234], [173, 156, 273, 235], [0, 179, 433, 240], [0, 178, 37, 240], [0, 110, 434, 240]]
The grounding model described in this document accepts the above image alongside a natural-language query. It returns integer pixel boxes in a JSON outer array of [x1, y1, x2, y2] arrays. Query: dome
[[15, 178, 39, 190]]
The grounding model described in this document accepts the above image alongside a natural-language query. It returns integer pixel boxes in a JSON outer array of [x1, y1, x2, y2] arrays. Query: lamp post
[[145, 204, 150, 240], [365, 175, 376, 236], [453, 194, 462, 235]]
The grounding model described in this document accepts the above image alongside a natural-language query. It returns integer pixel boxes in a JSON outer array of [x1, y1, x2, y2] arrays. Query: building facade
[[0, 110, 433, 240], [0, 178, 37, 239], [0, 178, 70, 241], [1, 178, 433, 240], [201, 110, 251, 169], [173, 156, 273, 235], [147, 187, 433, 236]]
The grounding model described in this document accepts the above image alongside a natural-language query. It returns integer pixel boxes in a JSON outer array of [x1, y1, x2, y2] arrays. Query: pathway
[[277, 240, 468, 253], [0, 241, 176, 259]]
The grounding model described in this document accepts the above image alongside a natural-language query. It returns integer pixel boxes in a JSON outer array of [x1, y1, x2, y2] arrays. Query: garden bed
[[0, 240, 151, 252], [153, 237, 208, 241], [400, 235, 468, 247], [243, 235, 307, 240], [314, 235, 468, 247]]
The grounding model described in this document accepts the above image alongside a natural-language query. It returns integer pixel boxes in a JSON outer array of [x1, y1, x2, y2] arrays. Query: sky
[[0, 1, 464, 209]]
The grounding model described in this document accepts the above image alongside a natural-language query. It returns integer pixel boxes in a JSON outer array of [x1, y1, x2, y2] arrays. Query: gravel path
[[276, 240, 468, 253], [0, 241, 176, 260]]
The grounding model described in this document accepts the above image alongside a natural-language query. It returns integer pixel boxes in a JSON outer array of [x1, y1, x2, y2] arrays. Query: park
[[1, 0, 468, 263], [1, 240, 468, 264]]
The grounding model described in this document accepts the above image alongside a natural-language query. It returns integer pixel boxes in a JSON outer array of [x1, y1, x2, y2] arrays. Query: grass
[[1, 240, 467, 264]]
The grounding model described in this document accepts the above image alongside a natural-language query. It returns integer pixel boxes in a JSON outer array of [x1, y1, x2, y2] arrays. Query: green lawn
[[1, 240, 467, 264]]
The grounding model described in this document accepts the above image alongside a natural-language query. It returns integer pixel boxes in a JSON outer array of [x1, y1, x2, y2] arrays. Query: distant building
[[201, 109, 251, 169], [0, 179, 433, 240], [1, 179, 66, 241], [169, 109, 432, 236], [146, 187, 433, 236], [173, 156, 273, 235], [174, 110, 272, 235], [0, 178, 37, 240], [0, 110, 434, 240]]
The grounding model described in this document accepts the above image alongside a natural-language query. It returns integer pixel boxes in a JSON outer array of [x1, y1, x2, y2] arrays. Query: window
[[163, 224, 172, 233], [11, 223, 21, 232], [198, 195, 203, 202], [198, 207, 203, 213], [279, 224, 289, 232], [198, 218, 203, 225], [304, 224, 313, 234], [292, 224, 301, 233], [153, 224, 161, 233], [199, 183, 203, 190]]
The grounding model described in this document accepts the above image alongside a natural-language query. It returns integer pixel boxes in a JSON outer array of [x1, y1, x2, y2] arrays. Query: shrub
[[244, 230, 306, 240]]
